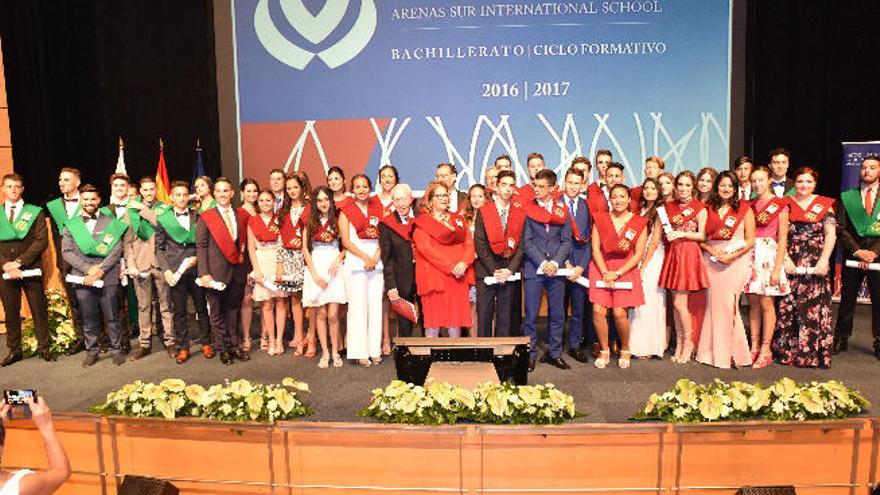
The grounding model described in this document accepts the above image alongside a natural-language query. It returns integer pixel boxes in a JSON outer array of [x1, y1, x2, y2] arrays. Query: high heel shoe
[[332, 353, 344, 368], [678, 341, 694, 364], [318, 353, 330, 369], [242, 338, 251, 352], [618, 350, 631, 369], [357, 358, 371, 368], [305, 338, 317, 358], [267, 339, 277, 356], [274, 342, 284, 356], [753, 350, 773, 369], [750, 348, 760, 363], [594, 350, 611, 369], [260, 336, 269, 352], [292, 338, 305, 357], [381, 339, 391, 356]]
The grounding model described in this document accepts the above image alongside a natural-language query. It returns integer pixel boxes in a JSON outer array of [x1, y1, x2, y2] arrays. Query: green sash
[[841, 188, 880, 237], [198, 198, 216, 213], [0, 204, 42, 241], [157, 208, 196, 245], [66, 214, 129, 257], [783, 187, 795, 198], [128, 199, 171, 240], [46, 197, 81, 232]]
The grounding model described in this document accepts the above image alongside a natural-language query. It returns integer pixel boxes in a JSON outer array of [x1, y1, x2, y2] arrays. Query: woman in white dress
[[302, 186, 347, 369], [247, 190, 286, 355], [0, 397, 70, 495], [339, 174, 385, 367], [629, 178, 667, 358]]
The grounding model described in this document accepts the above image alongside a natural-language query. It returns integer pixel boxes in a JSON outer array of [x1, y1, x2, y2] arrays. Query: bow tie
[[82, 214, 97, 221], [64, 197, 78, 203], [176, 212, 189, 218], [771, 181, 786, 187]]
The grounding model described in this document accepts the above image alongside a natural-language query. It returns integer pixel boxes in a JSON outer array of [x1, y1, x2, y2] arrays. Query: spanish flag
[[155, 138, 171, 203]]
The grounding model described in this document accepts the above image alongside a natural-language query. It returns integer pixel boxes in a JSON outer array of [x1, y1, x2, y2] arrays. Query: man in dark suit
[[522, 167, 572, 371], [45, 167, 85, 354], [60, 184, 126, 366], [0, 173, 52, 366], [435, 163, 467, 213], [769, 148, 795, 197], [380, 183, 418, 338], [196, 177, 249, 365], [835, 155, 880, 356], [155, 180, 211, 364], [560, 167, 591, 363], [474, 170, 524, 337]]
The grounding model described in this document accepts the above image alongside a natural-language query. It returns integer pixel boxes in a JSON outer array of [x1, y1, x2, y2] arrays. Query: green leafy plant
[[90, 378, 312, 422], [359, 380, 579, 425], [632, 378, 869, 422], [21, 288, 77, 357]]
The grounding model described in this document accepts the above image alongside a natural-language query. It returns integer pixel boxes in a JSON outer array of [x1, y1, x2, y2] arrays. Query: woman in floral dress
[[772, 167, 836, 367]]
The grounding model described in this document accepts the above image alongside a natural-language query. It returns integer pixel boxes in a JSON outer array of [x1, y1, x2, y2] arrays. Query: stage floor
[[2, 305, 878, 423]]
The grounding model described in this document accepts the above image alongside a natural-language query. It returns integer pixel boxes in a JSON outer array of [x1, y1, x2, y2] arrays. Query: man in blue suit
[[561, 167, 592, 363], [522, 166, 572, 371]]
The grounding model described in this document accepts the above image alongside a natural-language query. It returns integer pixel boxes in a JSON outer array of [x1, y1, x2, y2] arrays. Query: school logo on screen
[[254, 0, 377, 70]]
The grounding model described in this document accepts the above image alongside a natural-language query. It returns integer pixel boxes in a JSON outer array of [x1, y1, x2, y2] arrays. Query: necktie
[[739, 189, 745, 200], [222, 208, 235, 237], [499, 207, 508, 231], [569, 198, 576, 217], [866, 187, 875, 215], [8, 205, 14, 223]]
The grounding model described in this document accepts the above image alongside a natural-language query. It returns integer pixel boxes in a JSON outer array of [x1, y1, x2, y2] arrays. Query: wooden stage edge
[[2, 413, 879, 494]]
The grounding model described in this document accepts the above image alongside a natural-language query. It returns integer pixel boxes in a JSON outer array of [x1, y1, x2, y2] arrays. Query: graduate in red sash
[[743, 166, 790, 369], [195, 177, 250, 366], [380, 184, 419, 338], [474, 170, 525, 337], [327, 166, 352, 208], [658, 171, 710, 364], [587, 162, 626, 219], [0, 173, 51, 366], [834, 155, 880, 357], [628, 156, 665, 213], [773, 167, 836, 368], [413, 182, 475, 337], [237, 178, 259, 353], [247, 190, 286, 356], [588, 185, 648, 369], [695, 172, 755, 369], [278, 172, 312, 356]]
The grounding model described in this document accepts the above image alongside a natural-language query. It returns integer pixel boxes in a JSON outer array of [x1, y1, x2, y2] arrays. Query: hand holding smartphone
[[4, 389, 37, 419]]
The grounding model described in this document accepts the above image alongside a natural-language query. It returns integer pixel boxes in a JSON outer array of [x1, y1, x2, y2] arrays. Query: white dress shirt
[[173, 207, 191, 231], [5, 199, 23, 222], [63, 192, 80, 217], [84, 210, 99, 234], [218, 205, 238, 240]]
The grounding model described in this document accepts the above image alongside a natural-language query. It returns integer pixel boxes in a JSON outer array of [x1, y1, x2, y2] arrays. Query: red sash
[[200, 208, 244, 264], [629, 185, 643, 213], [706, 202, 750, 241], [596, 213, 647, 256], [381, 212, 414, 241], [563, 197, 589, 244], [412, 213, 468, 245], [335, 196, 353, 209], [752, 197, 785, 226], [587, 182, 610, 215], [514, 184, 536, 203], [280, 204, 310, 250], [480, 202, 525, 258], [666, 199, 705, 227], [786, 195, 834, 223], [311, 217, 338, 243], [378, 195, 395, 217], [248, 214, 280, 242], [520, 199, 568, 225], [340, 196, 383, 239]]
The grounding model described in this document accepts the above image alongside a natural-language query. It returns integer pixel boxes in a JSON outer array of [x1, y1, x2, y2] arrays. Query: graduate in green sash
[[0, 173, 52, 367], [107, 173, 136, 353], [193, 176, 216, 214], [45, 167, 85, 354], [834, 155, 880, 357], [60, 184, 127, 367]]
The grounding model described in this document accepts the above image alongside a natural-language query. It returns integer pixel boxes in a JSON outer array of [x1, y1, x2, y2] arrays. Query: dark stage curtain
[[746, 1, 880, 195], [0, 0, 221, 204]]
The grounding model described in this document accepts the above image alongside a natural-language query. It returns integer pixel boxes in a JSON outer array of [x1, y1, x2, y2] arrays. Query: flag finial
[[196, 138, 201, 150], [118, 136, 124, 148], [159, 137, 164, 150]]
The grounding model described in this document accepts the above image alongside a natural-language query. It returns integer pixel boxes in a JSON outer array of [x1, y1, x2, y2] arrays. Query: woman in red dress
[[658, 171, 710, 363], [412, 182, 476, 337], [588, 185, 649, 369]]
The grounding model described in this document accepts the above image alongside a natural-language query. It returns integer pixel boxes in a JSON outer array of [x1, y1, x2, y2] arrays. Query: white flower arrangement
[[359, 380, 579, 425], [633, 378, 869, 423], [22, 288, 77, 357], [91, 377, 311, 422]]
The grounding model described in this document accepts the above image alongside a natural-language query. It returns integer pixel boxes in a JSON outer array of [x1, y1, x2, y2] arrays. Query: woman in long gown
[[773, 167, 836, 368], [696, 171, 755, 368], [629, 178, 667, 359]]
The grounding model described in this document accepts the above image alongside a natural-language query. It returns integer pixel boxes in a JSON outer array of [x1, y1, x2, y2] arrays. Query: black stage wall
[[1, 0, 879, 202], [0, 0, 221, 204]]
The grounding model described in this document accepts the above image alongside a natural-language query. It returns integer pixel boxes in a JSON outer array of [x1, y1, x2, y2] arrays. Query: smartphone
[[4, 390, 36, 419]]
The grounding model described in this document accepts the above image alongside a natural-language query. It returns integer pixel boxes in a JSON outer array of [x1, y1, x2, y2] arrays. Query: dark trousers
[[476, 279, 517, 337], [76, 284, 121, 355], [510, 280, 522, 336], [59, 269, 84, 344], [205, 279, 244, 352], [564, 280, 590, 349], [524, 275, 565, 359], [835, 265, 880, 349], [170, 273, 211, 348], [0, 277, 50, 353], [393, 276, 416, 338]]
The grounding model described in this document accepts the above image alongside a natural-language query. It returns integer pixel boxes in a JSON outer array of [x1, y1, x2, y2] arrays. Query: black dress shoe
[[528, 359, 536, 372], [220, 351, 235, 365], [874, 349, 880, 360], [832, 338, 848, 355], [568, 348, 590, 364], [1, 352, 23, 367], [540, 354, 571, 370], [112, 354, 126, 366], [129, 347, 151, 361], [39, 349, 56, 362], [165, 346, 177, 358], [82, 353, 99, 367], [67, 341, 85, 356], [234, 348, 251, 362], [590, 342, 601, 359]]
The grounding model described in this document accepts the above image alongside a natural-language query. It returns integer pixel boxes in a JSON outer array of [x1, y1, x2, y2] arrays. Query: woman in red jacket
[[412, 181, 476, 337]]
